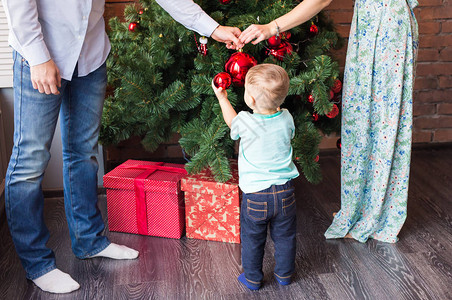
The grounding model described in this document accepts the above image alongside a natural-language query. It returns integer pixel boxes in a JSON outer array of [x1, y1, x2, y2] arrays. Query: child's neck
[[253, 108, 279, 115]]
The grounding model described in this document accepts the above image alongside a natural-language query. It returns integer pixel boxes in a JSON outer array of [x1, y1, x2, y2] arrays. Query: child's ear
[[249, 95, 256, 107]]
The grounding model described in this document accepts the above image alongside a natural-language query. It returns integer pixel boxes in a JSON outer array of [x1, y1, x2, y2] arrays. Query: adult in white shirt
[[2, 0, 241, 294]]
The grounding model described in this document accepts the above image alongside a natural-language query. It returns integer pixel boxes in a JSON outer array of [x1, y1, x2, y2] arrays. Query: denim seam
[[5, 54, 24, 245], [246, 199, 267, 221], [28, 264, 57, 280], [247, 207, 267, 221], [247, 199, 267, 206], [66, 84, 82, 255], [273, 186, 277, 217], [253, 188, 293, 195], [282, 195, 295, 209], [248, 208, 266, 212]]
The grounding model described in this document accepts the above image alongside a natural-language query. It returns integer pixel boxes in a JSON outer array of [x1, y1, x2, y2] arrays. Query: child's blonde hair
[[245, 64, 290, 110]]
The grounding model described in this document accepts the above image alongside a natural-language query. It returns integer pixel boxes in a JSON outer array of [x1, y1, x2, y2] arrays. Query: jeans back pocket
[[247, 199, 267, 221], [282, 194, 296, 216]]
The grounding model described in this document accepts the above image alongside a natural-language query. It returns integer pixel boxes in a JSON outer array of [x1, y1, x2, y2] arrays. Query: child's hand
[[211, 80, 228, 102], [211, 80, 237, 128]]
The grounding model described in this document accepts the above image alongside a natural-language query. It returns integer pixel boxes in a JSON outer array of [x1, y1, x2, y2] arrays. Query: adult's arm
[[154, 0, 242, 49], [3, 0, 60, 94], [154, 0, 219, 37], [2, 0, 50, 66], [239, 0, 333, 45]]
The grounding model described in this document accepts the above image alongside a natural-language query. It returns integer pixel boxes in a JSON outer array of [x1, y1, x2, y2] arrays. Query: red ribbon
[[119, 162, 187, 235]]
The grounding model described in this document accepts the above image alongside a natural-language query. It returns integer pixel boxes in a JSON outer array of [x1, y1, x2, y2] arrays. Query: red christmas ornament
[[267, 35, 282, 48], [128, 22, 138, 32], [336, 138, 341, 149], [329, 90, 334, 100], [219, 0, 232, 4], [314, 155, 320, 162], [225, 51, 257, 87], [332, 79, 342, 93], [138, 9, 144, 15], [312, 112, 319, 121], [310, 23, 319, 36], [213, 72, 232, 89], [326, 104, 339, 118], [267, 41, 293, 61], [307, 94, 314, 103]]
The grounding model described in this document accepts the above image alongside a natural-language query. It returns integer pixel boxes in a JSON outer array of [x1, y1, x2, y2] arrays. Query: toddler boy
[[212, 63, 299, 290]]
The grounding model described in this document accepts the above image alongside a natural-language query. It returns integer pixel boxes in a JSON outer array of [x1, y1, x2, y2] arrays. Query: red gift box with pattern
[[181, 160, 240, 243], [103, 160, 187, 239]]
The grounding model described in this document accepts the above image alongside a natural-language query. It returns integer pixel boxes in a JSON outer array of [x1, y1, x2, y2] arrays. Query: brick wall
[[103, 0, 452, 166]]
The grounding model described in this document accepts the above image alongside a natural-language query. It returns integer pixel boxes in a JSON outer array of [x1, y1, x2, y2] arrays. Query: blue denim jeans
[[240, 180, 297, 287], [5, 51, 110, 280]]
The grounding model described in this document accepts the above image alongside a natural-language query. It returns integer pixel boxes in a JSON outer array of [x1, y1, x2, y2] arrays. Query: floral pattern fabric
[[324, 0, 419, 243]]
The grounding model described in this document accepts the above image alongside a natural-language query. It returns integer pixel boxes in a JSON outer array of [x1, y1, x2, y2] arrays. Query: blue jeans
[[240, 180, 297, 287], [5, 51, 110, 280]]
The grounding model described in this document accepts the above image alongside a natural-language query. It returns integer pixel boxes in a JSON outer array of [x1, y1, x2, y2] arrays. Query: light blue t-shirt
[[230, 108, 299, 193]]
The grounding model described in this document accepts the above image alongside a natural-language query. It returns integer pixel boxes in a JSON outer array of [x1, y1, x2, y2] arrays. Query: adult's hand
[[30, 59, 61, 95], [211, 25, 243, 50], [239, 23, 275, 45]]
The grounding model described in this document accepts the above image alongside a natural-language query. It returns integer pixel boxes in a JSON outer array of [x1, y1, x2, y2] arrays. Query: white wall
[[0, 88, 105, 190]]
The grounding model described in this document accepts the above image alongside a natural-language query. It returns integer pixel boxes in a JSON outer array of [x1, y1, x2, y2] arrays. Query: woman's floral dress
[[324, 0, 419, 243]]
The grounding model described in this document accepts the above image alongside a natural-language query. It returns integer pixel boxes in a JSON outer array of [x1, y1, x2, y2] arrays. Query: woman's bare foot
[[331, 212, 353, 239]]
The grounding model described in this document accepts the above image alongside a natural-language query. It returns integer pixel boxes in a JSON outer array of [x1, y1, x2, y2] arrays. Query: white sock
[[89, 243, 139, 260], [32, 269, 80, 294]]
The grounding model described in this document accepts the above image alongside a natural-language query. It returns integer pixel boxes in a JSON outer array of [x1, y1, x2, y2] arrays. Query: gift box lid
[[103, 160, 187, 194], [181, 160, 239, 195]]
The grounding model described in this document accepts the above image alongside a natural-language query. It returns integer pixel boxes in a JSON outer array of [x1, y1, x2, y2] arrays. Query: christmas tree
[[100, 0, 343, 183]]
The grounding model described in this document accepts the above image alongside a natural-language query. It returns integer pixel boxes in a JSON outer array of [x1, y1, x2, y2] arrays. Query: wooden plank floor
[[0, 147, 451, 300]]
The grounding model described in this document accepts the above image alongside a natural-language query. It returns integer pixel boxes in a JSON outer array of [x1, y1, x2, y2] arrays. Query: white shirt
[[2, 0, 219, 81], [155, 0, 219, 37]]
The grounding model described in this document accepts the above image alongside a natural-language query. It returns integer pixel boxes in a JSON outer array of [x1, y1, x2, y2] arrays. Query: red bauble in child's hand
[[214, 72, 232, 89]]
